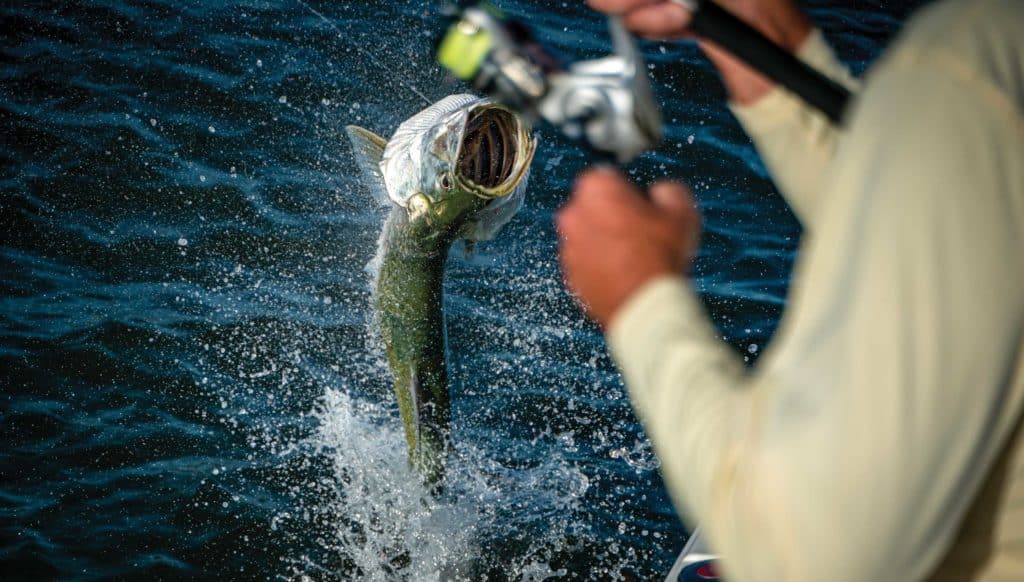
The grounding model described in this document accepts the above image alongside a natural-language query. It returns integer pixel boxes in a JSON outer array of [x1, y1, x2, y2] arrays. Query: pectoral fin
[[345, 125, 391, 207]]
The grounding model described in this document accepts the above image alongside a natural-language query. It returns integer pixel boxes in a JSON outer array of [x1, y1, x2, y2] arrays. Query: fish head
[[380, 94, 536, 238]]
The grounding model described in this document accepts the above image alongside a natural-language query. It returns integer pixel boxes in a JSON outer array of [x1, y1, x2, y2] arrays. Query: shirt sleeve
[[608, 21, 1024, 582], [728, 29, 859, 227]]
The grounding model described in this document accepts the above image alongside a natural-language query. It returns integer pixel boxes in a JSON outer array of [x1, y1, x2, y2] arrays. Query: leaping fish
[[346, 95, 536, 485]]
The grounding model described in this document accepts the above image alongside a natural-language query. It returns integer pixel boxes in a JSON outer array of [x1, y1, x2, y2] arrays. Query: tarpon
[[345, 95, 535, 485]]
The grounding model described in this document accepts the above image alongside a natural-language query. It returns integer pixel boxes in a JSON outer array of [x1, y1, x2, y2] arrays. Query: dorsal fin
[[345, 125, 391, 207]]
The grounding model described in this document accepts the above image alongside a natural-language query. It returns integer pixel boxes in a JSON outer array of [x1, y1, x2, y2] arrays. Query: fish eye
[[439, 173, 453, 192]]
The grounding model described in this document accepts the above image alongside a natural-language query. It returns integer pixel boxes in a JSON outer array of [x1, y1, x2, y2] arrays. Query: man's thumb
[[649, 181, 694, 220]]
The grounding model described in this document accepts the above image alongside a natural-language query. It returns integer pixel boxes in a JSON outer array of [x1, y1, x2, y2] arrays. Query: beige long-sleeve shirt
[[608, 0, 1024, 580]]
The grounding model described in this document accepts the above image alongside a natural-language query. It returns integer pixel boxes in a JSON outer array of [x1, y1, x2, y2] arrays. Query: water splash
[[284, 387, 592, 579]]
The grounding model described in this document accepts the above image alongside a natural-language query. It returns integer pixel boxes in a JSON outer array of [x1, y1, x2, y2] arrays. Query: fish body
[[346, 95, 535, 484]]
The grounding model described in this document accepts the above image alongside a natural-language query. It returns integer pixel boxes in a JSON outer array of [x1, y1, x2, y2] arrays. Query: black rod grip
[[690, 0, 851, 124]]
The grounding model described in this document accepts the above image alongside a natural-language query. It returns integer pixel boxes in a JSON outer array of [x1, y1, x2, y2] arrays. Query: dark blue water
[[2, 1, 922, 579]]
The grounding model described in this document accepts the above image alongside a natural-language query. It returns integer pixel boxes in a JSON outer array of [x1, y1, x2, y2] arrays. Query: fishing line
[[293, 0, 434, 106]]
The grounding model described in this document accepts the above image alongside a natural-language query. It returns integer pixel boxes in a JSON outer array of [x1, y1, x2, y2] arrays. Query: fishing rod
[[675, 0, 850, 123], [436, 1, 853, 162]]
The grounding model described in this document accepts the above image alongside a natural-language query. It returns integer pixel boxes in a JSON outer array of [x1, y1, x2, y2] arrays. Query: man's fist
[[556, 167, 700, 329]]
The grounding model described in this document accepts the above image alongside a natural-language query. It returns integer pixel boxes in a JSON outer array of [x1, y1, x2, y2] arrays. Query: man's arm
[[601, 30, 1024, 580], [727, 29, 858, 225]]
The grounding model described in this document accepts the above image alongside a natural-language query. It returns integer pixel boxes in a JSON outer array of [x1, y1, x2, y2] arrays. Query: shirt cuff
[[729, 28, 858, 132]]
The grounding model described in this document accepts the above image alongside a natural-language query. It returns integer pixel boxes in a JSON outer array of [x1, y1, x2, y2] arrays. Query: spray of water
[[293, 0, 434, 106], [287, 387, 589, 579]]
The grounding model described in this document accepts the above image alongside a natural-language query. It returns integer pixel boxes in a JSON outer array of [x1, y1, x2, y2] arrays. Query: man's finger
[[650, 181, 701, 258], [649, 181, 694, 219], [622, 3, 691, 39], [573, 166, 625, 197], [555, 207, 577, 241], [586, 0, 662, 15], [573, 167, 646, 212]]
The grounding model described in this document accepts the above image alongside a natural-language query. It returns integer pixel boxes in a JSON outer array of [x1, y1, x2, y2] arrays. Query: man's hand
[[586, 0, 811, 105], [587, 0, 694, 39], [557, 168, 700, 329]]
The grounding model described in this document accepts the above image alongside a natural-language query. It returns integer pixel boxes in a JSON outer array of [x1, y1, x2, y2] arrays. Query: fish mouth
[[455, 105, 534, 198]]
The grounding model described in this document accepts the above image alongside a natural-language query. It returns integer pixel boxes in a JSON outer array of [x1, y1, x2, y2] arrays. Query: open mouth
[[457, 107, 520, 191]]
